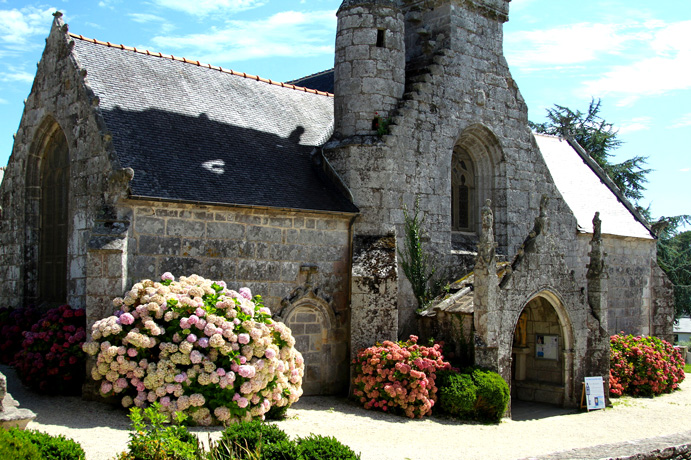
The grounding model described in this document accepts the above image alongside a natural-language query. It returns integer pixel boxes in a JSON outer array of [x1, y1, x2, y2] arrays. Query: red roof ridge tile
[[69, 33, 334, 98]]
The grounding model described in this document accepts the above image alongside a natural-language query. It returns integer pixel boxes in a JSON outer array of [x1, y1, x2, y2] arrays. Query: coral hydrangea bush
[[352, 336, 452, 418], [14, 304, 87, 394], [82, 273, 304, 425], [609, 333, 685, 397]]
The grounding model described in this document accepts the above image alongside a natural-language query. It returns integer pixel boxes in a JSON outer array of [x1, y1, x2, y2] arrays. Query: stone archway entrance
[[511, 291, 574, 407]]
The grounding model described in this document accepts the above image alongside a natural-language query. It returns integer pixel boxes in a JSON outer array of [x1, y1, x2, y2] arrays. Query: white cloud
[[149, 10, 336, 64], [129, 13, 165, 23], [581, 51, 691, 106], [507, 19, 691, 106], [0, 70, 35, 83], [0, 6, 55, 48], [680, 168, 690, 173], [580, 20, 691, 105], [618, 117, 652, 135], [505, 22, 631, 69], [671, 114, 691, 129], [153, 0, 265, 17], [0, 98, 8, 104]]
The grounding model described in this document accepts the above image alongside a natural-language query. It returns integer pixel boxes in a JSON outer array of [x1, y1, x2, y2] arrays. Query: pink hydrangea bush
[[352, 335, 452, 418], [82, 273, 304, 425], [609, 333, 685, 397], [14, 305, 87, 394]]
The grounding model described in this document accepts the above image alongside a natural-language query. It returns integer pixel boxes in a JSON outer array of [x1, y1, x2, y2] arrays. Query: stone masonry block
[[135, 217, 165, 234], [138, 235, 181, 256], [166, 219, 206, 238], [246, 226, 282, 243], [206, 222, 245, 240]]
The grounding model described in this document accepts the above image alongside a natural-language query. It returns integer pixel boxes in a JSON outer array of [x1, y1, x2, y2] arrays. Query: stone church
[[0, 0, 674, 407]]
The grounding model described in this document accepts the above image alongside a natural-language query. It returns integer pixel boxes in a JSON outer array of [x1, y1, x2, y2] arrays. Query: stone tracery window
[[451, 147, 475, 232]]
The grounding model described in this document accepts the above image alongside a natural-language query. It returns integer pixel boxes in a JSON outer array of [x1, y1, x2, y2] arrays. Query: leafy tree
[[654, 216, 691, 319], [530, 98, 650, 203]]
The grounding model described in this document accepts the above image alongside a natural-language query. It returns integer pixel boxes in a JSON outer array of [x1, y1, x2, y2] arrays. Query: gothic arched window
[[39, 128, 70, 304], [451, 147, 475, 232]]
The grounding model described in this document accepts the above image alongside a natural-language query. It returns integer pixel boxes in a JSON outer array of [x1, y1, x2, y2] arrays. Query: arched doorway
[[511, 291, 574, 407]]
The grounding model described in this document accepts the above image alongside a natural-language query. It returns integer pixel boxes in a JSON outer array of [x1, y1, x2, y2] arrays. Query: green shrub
[[0, 428, 42, 460], [116, 403, 202, 460], [436, 370, 477, 418], [265, 404, 290, 421], [262, 439, 302, 460], [295, 434, 360, 460], [211, 420, 289, 460], [472, 368, 510, 422], [6, 428, 85, 460], [435, 368, 509, 422]]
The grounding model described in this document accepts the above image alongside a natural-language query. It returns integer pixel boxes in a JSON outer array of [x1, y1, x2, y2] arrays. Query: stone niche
[[278, 274, 346, 396]]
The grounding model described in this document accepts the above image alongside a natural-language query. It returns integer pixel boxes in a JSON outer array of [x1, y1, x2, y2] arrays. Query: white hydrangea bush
[[82, 273, 304, 425]]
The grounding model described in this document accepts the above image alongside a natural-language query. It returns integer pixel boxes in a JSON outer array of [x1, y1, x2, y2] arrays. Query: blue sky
[[0, 0, 689, 224]]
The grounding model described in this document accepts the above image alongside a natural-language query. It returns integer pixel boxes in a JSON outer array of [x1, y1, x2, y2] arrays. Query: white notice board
[[584, 376, 606, 411]]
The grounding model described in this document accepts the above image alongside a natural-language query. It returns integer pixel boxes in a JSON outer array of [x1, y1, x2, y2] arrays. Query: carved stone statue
[[476, 199, 496, 270], [587, 212, 606, 279]]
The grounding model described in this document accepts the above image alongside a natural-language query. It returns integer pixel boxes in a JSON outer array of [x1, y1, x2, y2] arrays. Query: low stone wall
[[522, 430, 691, 460]]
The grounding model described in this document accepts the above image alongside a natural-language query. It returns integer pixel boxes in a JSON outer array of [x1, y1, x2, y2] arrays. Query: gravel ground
[[3, 364, 690, 460]]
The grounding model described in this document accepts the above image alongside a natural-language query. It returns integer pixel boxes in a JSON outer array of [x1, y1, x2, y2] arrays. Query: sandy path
[[3, 365, 690, 460]]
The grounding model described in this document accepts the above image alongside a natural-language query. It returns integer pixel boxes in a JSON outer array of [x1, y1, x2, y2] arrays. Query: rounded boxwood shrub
[[212, 419, 289, 459], [610, 333, 685, 397], [6, 428, 86, 460], [436, 370, 476, 418], [0, 428, 85, 460], [14, 305, 87, 395], [262, 439, 302, 460], [472, 368, 510, 422], [0, 428, 42, 460], [295, 434, 361, 460], [82, 273, 304, 425], [436, 367, 509, 422]]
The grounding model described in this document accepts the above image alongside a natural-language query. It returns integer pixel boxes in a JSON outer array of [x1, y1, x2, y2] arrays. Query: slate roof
[[70, 35, 357, 214], [535, 134, 653, 239], [288, 69, 335, 94]]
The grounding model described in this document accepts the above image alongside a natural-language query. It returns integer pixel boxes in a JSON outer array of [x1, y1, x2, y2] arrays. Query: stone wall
[[0, 15, 116, 309], [122, 200, 352, 314], [570, 234, 672, 339]]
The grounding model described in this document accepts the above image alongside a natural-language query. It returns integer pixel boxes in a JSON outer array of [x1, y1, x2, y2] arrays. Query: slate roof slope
[[70, 36, 357, 213], [288, 69, 335, 94], [535, 134, 652, 239]]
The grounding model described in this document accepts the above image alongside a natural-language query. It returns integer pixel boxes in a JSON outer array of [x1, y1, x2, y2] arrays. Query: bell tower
[[333, 0, 405, 138]]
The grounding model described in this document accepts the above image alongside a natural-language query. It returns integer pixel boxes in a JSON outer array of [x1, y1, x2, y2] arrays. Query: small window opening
[[376, 29, 386, 48]]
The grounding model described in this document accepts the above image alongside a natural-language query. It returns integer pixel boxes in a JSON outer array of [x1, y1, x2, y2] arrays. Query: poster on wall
[[535, 334, 559, 360], [584, 376, 606, 411]]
